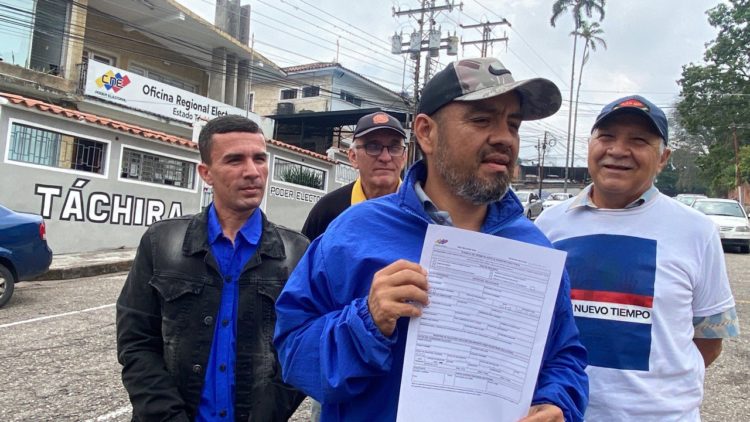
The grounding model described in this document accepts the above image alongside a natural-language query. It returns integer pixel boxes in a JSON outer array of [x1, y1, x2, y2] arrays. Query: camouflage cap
[[417, 57, 562, 120]]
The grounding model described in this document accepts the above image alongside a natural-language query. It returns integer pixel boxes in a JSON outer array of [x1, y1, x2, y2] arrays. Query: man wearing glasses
[[301, 111, 407, 241]]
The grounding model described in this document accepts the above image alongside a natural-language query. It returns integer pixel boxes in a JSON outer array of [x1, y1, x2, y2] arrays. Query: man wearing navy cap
[[536, 95, 739, 420], [275, 57, 588, 422], [302, 111, 407, 241]]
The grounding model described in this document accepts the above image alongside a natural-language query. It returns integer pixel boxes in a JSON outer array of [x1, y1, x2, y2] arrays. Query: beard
[[433, 135, 513, 205]]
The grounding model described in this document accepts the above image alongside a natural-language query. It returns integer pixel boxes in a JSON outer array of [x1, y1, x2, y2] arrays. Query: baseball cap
[[417, 57, 562, 120], [353, 112, 406, 139], [592, 95, 668, 144]]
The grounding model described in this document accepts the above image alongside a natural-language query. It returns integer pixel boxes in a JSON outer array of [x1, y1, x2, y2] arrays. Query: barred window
[[8, 123, 106, 174], [280, 89, 298, 100], [121, 148, 196, 189], [340, 90, 362, 107], [302, 86, 320, 98], [273, 157, 325, 191]]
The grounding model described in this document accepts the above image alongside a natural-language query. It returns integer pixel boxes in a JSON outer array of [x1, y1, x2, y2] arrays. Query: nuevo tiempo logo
[[96, 70, 130, 93], [435, 238, 448, 245]]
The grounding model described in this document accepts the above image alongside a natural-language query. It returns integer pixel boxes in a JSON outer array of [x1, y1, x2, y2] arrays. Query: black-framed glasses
[[355, 143, 406, 157]]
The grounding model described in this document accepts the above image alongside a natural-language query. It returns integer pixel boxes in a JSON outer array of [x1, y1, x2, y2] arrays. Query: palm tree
[[550, 0, 605, 191], [570, 21, 607, 177]]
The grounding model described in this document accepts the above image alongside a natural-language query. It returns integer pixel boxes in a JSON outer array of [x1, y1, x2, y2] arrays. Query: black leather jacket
[[116, 209, 308, 421]]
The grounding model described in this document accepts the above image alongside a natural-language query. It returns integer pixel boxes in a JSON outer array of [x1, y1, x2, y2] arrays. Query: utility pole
[[391, 1, 461, 165], [460, 19, 510, 57], [733, 123, 743, 206], [535, 131, 556, 198]]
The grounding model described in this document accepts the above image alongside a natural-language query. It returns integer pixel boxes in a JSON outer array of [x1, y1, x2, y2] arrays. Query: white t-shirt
[[535, 192, 735, 421]]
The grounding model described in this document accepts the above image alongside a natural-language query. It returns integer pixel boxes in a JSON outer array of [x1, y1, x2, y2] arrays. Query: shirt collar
[[413, 181, 454, 226], [351, 177, 402, 205], [568, 184, 659, 211], [207, 203, 263, 246]]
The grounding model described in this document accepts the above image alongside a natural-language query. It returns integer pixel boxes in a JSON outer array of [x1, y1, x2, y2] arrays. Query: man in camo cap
[[274, 57, 588, 422]]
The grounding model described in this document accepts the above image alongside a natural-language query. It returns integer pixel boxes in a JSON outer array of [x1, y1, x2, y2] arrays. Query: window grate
[[273, 158, 325, 190], [9, 123, 105, 174], [121, 148, 195, 189]]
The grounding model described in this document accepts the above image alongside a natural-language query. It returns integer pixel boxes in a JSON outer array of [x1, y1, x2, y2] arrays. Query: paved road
[[1, 253, 747, 421]]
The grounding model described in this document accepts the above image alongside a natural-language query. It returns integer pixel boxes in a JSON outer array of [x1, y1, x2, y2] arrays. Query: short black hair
[[198, 115, 264, 163]]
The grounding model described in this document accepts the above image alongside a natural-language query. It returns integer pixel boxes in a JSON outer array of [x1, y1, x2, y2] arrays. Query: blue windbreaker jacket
[[274, 161, 588, 421]]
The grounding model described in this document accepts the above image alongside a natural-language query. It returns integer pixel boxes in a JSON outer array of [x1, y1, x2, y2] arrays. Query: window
[[280, 89, 298, 100], [302, 86, 320, 98], [273, 157, 325, 190], [121, 148, 196, 189], [8, 123, 106, 174], [3, 0, 72, 75], [82, 50, 115, 66], [335, 162, 358, 184], [128, 65, 197, 93], [340, 90, 362, 106]]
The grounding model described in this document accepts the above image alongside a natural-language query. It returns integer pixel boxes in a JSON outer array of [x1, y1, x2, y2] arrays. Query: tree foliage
[[550, 0, 606, 27], [676, 0, 750, 194]]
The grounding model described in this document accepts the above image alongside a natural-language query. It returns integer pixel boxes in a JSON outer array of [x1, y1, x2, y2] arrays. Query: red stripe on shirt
[[571, 289, 654, 308]]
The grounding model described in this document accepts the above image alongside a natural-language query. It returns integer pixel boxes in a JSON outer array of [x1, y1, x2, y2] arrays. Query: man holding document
[[274, 58, 588, 421]]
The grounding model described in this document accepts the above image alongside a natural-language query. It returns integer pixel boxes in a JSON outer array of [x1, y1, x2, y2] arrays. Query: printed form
[[396, 224, 567, 422]]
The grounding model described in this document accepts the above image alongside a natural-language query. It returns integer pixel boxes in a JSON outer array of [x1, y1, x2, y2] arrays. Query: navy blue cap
[[592, 95, 668, 144]]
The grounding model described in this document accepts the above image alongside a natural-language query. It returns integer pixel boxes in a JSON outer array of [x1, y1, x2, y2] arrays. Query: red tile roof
[[268, 139, 333, 163], [0, 92, 336, 162], [0, 92, 197, 149]]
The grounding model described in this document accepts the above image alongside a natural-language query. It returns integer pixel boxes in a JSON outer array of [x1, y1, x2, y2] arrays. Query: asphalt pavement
[[5, 249, 747, 421]]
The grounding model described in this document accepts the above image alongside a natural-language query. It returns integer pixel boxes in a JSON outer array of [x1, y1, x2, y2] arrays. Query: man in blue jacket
[[274, 57, 588, 422]]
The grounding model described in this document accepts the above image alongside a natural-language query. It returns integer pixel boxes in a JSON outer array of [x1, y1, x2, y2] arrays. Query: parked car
[[515, 190, 544, 220], [675, 193, 707, 207], [691, 198, 750, 253], [0, 205, 53, 307], [542, 192, 575, 210]]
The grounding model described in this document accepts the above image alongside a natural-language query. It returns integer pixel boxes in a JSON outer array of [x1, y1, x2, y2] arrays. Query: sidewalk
[[33, 247, 137, 281]]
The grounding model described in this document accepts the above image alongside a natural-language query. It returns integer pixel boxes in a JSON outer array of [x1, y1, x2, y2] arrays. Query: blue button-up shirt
[[196, 204, 262, 421]]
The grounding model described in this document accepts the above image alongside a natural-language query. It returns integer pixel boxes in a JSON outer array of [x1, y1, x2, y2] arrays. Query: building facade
[[0, 0, 357, 253]]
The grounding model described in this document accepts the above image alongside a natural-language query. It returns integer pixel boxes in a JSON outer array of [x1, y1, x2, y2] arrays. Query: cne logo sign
[[96, 70, 131, 93]]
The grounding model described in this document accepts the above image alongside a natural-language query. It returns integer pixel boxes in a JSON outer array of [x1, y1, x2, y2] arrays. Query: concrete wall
[[332, 72, 405, 112], [0, 106, 203, 254], [84, 13, 207, 95], [262, 144, 352, 231], [252, 70, 335, 116]]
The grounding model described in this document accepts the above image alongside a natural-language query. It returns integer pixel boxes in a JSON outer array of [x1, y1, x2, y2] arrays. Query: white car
[[515, 190, 544, 220], [692, 198, 750, 253], [542, 192, 574, 210]]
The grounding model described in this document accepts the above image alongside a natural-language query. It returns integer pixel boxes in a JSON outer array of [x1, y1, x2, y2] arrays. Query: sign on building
[[83, 59, 274, 134]]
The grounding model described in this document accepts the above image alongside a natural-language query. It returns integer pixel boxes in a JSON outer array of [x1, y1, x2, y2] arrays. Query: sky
[[177, 0, 721, 166]]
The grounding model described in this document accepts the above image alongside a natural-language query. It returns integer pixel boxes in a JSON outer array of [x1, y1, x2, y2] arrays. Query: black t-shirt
[[301, 182, 356, 241]]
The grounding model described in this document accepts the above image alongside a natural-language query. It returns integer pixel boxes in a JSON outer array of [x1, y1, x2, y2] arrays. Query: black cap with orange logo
[[353, 112, 406, 139]]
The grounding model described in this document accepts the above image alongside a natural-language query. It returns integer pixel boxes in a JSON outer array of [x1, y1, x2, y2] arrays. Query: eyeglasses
[[355, 143, 406, 157]]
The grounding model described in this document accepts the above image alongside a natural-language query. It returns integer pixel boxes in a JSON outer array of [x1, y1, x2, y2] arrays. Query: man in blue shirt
[[274, 58, 588, 421], [117, 115, 309, 421]]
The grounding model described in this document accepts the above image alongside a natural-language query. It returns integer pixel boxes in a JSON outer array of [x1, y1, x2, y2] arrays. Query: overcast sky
[[177, 0, 720, 166]]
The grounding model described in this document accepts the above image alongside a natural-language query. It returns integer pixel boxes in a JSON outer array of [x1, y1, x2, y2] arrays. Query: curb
[[32, 260, 134, 281]]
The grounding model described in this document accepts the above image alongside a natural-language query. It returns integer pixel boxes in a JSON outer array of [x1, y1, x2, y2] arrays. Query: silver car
[[692, 198, 750, 253], [515, 191, 544, 220]]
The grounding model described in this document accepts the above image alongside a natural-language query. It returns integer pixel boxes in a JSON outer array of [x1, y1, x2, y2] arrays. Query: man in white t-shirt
[[535, 95, 739, 421]]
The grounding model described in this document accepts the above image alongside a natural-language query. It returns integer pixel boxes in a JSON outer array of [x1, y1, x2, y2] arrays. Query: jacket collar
[[397, 160, 524, 231], [182, 207, 286, 260]]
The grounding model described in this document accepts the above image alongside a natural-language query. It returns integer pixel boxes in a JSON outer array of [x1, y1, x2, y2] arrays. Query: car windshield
[[693, 201, 746, 218], [516, 193, 529, 202]]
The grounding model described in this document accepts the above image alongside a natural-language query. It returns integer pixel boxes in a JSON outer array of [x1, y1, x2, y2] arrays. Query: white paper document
[[396, 224, 567, 422]]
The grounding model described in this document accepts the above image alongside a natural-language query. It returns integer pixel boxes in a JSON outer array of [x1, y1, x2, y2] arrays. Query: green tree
[[667, 109, 711, 194], [569, 21, 606, 170], [550, 0, 606, 189], [677, 0, 750, 195]]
